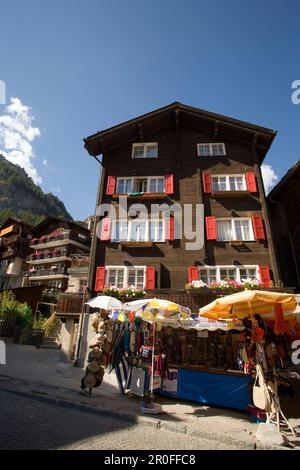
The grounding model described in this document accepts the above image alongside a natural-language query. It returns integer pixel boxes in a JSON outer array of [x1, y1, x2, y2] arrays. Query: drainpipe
[[268, 195, 300, 291], [74, 154, 104, 367]]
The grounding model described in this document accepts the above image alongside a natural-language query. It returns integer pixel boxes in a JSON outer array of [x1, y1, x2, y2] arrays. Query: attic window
[[197, 143, 226, 156], [132, 143, 158, 159]]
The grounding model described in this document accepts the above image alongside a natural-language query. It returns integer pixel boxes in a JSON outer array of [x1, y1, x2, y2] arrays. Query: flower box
[[186, 278, 263, 294]]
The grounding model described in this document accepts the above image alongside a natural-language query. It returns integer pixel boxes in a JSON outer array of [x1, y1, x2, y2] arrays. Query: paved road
[[0, 390, 236, 450]]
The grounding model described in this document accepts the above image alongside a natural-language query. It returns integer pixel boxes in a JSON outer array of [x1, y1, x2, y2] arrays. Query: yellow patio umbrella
[[199, 290, 297, 321]]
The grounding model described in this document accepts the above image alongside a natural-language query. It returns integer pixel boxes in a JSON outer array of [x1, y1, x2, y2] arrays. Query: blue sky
[[0, 0, 300, 220]]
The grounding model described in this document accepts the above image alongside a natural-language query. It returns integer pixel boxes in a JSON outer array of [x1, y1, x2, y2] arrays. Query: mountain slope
[[0, 155, 72, 226]]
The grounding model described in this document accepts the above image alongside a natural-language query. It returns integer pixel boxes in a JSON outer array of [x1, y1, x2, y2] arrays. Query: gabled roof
[[268, 158, 300, 199], [34, 216, 89, 233], [0, 217, 35, 232], [83, 101, 276, 162]]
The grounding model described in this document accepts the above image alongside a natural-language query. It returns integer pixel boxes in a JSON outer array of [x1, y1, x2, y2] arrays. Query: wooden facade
[[268, 159, 300, 291], [84, 102, 280, 294], [26, 217, 91, 293], [0, 217, 36, 290]]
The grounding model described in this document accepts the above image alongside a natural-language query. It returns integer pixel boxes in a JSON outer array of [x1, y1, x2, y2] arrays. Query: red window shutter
[[205, 216, 217, 240], [165, 216, 175, 241], [100, 217, 111, 241], [165, 174, 174, 194], [202, 173, 212, 193], [188, 266, 199, 284], [106, 176, 116, 195], [252, 215, 265, 240], [245, 172, 257, 193], [95, 267, 105, 291], [259, 266, 271, 288], [145, 267, 155, 289]]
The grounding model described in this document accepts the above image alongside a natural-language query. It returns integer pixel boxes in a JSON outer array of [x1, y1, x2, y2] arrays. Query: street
[[0, 389, 236, 450]]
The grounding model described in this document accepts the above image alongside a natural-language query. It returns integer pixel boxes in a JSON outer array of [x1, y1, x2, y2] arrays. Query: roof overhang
[[83, 102, 277, 163]]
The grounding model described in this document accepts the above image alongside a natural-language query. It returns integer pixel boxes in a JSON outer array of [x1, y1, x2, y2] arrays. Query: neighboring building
[[26, 217, 91, 294], [0, 217, 36, 290], [268, 158, 300, 292], [66, 254, 89, 293], [83, 102, 280, 294]]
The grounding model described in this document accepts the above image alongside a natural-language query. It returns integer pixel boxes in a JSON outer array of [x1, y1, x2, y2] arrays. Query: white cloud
[[261, 164, 278, 194], [42, 159, 48, 167], [51, 187, 61, 194], [0, 97, 41, 184]]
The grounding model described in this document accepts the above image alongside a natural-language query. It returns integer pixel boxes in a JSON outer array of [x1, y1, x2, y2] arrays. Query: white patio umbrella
[[85, 295, 123, 310]]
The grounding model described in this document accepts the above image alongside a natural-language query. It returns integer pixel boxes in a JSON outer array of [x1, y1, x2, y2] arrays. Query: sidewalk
[[0, 339, 299, 450]]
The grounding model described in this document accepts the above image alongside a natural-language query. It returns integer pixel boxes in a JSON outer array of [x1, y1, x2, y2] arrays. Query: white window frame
[[132, 142, 158, 159], [105, 266, 146, 288], [197, 143, 226, 157], [211, 174, 246, 192], [216, 218, 254, 241], [116, 177, 133, 194], [111, 220, 165, 242], [116, 176, 165, 194], [198, 265, 259, 283]]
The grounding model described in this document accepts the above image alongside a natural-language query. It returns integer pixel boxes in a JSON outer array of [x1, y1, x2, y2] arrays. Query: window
[[117, 178, 133, 194], [199, 268, 217, 284], [148, 177, 164, 193], [106, 266, 145, 288], [234, 219, 252, 241], [133, 178, 148, 193], [198, 143, 226, 157], [198, 266, 258, 283], [111, 220, 165, 242], [211, 175, 246, 192], [212, 176, 227, 192], [149, 220, 164, 242], [216, 218, 254, 241], [220, 268, 236, 281], [239, 268, 257, 281], [128, 268, 145, 288], [132, 143, 158, 159], [130, 220, 147, 242], [107, 269, 124, 288], [116, 176, 165, 194], [229, 176, 244, 191], [111, 221, 128, 242]]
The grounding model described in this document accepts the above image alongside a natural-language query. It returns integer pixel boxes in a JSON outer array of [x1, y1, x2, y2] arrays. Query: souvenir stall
[[199, 290, 299, 432], [108, 302, 253, 411], [155, 317, 253, 410]]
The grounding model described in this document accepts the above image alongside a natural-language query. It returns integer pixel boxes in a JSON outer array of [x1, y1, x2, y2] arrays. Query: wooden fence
[[0, 313, 16, 337]]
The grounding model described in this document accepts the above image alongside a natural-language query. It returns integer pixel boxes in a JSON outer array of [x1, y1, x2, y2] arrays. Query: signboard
[[157, 317, 245, 331], [162, 369, 178, 397]]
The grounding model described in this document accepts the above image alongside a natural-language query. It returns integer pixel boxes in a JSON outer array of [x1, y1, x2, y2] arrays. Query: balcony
[[212, 190, 250, 199], [27, 249, 71, 264], [120, 241, 154, 247], [28, 266, 68, 280], [111, 192, 167, 200], [30, 232, 90, 251]]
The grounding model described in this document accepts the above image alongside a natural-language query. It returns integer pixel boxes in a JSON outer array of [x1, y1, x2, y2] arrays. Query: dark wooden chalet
[[0, 217, 36, 290], [26, 217, 91, 293], [83, 102, 280, 295], [268, 158, 300, 292]]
